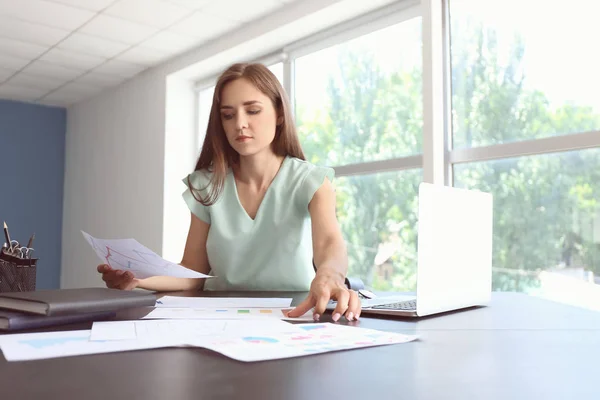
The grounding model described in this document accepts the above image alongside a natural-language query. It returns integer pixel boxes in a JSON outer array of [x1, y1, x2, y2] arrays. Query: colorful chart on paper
[[199, 323, 419, 362]]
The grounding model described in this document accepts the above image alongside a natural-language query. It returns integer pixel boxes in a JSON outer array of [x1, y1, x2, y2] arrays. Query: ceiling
[[0, 0, 298, 107]]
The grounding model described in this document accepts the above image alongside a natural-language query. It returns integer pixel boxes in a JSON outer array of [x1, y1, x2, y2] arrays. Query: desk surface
[[1, 292, 599, 400]]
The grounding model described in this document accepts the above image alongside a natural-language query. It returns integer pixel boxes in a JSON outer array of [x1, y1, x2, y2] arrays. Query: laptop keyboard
[[371, 299, 417, 311]]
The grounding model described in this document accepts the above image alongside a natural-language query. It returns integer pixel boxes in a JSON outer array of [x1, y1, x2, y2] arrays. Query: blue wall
[[0, 100, 66, 289]]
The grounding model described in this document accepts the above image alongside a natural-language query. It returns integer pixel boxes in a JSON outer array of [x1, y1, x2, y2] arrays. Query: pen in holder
[[0, 242, 38, 293]]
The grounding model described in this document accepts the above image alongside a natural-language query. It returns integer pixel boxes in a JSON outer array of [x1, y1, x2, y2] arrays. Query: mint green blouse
[[182, 156, 335, 291]]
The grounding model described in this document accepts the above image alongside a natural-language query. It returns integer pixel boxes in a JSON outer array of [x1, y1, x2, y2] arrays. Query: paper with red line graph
[[82, 231, 212, 279]]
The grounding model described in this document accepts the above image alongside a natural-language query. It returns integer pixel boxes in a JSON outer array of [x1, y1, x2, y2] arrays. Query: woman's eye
[[222, 114, 234, 120], [247, 109, 261, 115]]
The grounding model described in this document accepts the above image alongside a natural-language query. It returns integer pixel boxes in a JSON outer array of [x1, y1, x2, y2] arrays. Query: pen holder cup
[[0, 250, 37, 293]]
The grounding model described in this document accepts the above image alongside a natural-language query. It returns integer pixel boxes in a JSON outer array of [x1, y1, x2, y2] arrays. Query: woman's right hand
[[97, 264, 139, 290]]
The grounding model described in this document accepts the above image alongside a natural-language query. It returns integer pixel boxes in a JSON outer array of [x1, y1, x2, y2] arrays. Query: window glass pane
[[450, 0, 600, 148], [336, 169, 421, 291], [295, 18, 423, 167], [454, 148, 600, 310], [268, 62, 283, 84]]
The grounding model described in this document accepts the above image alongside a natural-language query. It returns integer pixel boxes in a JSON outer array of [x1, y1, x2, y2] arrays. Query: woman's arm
[[136, 213, 211, 292], [288, 178, 361, 321], [310, 178, 348, 282]]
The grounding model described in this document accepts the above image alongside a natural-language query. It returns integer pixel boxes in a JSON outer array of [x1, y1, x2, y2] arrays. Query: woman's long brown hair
[[188, 63, 306, 206]]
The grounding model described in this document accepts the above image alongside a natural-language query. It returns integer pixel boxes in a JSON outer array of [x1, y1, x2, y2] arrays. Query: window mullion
[[422, 0, 449, 185]]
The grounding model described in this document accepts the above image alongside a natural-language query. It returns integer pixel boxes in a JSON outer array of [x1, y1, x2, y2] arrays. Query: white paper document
[[0, 321, 418, 362], [142, 307, 315, 322], [81, 231, 211, 279], [191, 323, 419, 362], [155, 296, 293, 309], [90, 319, 300, 342], [0, 330, 176, 362]]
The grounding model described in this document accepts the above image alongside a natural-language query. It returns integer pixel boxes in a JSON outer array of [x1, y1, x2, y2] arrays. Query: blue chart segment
[[299, 325, 326, 331], [242, 337, 279, 344], [19, 336, 89, 349]]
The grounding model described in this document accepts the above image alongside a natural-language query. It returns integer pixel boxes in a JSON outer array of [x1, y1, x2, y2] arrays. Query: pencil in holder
[[0, 246, 37, 293]]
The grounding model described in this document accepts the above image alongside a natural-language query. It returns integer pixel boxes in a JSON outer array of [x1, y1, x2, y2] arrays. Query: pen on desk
[[3, 221, 12, 251], [27, 233, 35, 249]]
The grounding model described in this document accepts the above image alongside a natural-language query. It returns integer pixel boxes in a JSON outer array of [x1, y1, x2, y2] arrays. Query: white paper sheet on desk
[[81, 231, 211, 279], [141, 307, 314, 322], [0, 323, 418, 362], [0, 330, 177, 362], [155, 296, 293, 308], [90, 319, 303, 341], [190, 323, 419, 363]]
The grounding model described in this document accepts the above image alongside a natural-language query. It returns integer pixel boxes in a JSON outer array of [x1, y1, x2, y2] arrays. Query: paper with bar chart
[[192, 323, 419, 362], [81, 231, 211, 279], [142, 307, 314, 322], [0, 321, 418, 362]]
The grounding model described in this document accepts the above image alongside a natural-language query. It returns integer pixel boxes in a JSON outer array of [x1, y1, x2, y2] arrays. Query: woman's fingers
[[97, 264, 112, 273], [345, 290, 361, 321], [313, 287, 331, 318], [286, 295, 315, 318], [331, 289, 349, 322], [98, 265, 136, 290], [113, 271, 135, 290]]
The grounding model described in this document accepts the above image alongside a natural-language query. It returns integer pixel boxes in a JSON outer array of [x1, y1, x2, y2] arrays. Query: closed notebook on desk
[[0, 288, 156, 316], [0, 309, 116, 331]]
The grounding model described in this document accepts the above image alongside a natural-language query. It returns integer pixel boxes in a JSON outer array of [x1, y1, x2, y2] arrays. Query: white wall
[[60, 0, 401, 288], [162, 76, 197, 263], [61, 69, 167, 288]]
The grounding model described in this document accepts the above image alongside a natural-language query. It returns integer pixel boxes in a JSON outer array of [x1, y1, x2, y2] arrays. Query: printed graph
[[81, 231, 208, 279], [242, 337, 279, 344], [83, 232, 171, 272], [299, 325, 327, 331]]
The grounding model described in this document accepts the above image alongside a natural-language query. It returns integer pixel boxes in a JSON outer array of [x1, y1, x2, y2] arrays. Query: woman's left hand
[[287, 270, 361, 322]]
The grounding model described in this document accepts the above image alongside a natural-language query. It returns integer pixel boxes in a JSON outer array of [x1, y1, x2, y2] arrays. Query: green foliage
[[297, 22, 600, 292]]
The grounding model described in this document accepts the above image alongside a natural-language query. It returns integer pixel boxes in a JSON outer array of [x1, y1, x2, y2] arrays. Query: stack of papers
[[149, 296, 314, 322], [0, 232, 420, 362], [155, 296, 293, 308], [0, 293, 419, 363], [0, 319, 418, 362]]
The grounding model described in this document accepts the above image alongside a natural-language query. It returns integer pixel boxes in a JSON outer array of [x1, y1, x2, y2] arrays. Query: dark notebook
[[0, 309, 116, 331], [0, 288, 157, 316]]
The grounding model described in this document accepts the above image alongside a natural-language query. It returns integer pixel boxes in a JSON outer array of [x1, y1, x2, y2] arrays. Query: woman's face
[[219, 78, 280, 157]]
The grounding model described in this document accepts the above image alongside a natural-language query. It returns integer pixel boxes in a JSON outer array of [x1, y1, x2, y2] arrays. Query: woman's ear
[[277, 115, 284, 125]]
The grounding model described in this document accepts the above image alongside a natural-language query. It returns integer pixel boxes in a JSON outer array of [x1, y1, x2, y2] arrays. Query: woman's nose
[[235, 113, 248, 130]]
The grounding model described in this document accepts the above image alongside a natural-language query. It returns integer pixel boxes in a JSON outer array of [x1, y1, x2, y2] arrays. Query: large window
[[449, 0, 600, 306], [295, 18, 422, 165], [193, 0, 600, 309], [450, 0, 600, 148], [334, 170, 421, 291], [454, 149, 600, 292], [294, 16, 422, 290]]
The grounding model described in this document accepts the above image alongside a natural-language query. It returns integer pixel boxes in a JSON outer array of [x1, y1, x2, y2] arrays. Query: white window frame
[[193, 0, 424, 180], [193, 0, 600, 185], [439, 0, 600, 177]]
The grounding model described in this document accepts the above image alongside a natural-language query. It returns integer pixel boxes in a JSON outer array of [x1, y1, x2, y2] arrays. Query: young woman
[[98, 63, 361, 322]]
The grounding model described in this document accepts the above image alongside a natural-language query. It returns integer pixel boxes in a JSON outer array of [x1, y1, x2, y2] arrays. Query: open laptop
[[334, 182, 493, 318]]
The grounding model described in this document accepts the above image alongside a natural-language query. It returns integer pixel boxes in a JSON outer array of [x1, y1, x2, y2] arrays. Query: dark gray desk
[[1, 292, 599, 400]]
